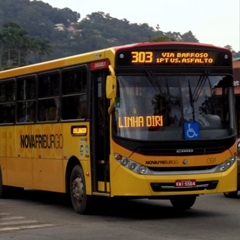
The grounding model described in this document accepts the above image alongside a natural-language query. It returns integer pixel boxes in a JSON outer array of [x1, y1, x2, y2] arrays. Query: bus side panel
[[0, 126, 33, 188], [31, 124, 64, 192], [32, 158, 64, 192], [0, 127, 9, 186]]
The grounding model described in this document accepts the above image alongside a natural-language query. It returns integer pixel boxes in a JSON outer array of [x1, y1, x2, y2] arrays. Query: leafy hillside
[[0, 0, 209, 61]]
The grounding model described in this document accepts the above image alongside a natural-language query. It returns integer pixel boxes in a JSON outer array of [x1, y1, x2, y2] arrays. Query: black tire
[[170, 196, 196, 210], [70, 165, 91, 214], [0, 167, 3, 198], [223, 191, 238, 198]]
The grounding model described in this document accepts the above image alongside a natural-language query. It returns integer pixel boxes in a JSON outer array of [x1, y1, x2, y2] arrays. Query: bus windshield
[[114, 74, 233, 141]]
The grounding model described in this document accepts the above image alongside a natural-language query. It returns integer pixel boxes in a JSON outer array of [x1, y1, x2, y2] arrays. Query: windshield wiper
[[192, 73, 209, 101], [145, 70, 166, 96], [188, 79, 196, 122]]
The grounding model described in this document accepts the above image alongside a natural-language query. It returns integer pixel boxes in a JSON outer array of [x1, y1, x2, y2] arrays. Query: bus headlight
[[138, 166, 147, 174], [215, 156, 236, 172], [121, 158, 129, 166], [129, 163, 137, 170], [114, 153, 149, 175]]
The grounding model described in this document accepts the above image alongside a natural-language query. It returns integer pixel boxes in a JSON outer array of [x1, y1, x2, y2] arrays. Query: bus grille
[[137, 146, 225, 156]]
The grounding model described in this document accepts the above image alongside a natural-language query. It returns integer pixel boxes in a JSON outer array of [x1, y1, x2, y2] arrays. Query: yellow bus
[[223, 60, 240, 198], [0, 42, 238, 214]]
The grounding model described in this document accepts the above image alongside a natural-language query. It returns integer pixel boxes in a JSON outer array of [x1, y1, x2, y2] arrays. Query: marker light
[[215, 156, 236, 173], [138, 166, 147, 174], [114, 153, 149, 175], [129, 163, 137, 170], [121, 158, 129, 166]]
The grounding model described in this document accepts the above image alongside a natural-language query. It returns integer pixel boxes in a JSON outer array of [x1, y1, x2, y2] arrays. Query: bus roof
[[111, 42, 229, 52], [0, 42, 231, 79]]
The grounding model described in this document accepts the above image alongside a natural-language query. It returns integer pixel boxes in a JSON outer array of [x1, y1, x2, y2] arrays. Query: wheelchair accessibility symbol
[[184, 122, 200, 140]]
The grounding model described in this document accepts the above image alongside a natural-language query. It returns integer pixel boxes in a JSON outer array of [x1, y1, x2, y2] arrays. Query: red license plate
[[175, 180, 196, 188]]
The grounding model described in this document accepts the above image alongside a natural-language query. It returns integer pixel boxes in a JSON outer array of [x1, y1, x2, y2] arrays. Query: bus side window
[[38, 72, 60, 98], [17, 76, 36, 123], [0, 80, 15, 123], [1, 106, 14, 123], [38, 99, 58, 121], [37, 72, 60, 122], [62, 66, 87, 120]]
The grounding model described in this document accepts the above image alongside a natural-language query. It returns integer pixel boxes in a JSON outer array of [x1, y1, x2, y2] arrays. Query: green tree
[[150, 35, 176, 42], [181, 31, 198, 42], [31, 38, 52, 62], [0, 22, 52, 69], [224, 45, 233, 51]]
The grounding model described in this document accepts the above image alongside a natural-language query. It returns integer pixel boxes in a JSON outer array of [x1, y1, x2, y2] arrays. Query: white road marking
[[0, 213, 55, 232], [0, 224, 55, 232]]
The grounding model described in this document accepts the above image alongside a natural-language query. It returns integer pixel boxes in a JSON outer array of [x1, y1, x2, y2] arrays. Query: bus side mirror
[[106, 75, 117, 114], [106, 75, 117, 99], [237, 141, 240, 156]]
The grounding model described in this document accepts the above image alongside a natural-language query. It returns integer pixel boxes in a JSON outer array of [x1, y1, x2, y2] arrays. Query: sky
[[39, 0, 240, 52]]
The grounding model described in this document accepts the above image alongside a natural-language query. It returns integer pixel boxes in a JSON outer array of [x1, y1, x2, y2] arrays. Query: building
[[234, 59, 240, 93], [234, 59, 240, 136]]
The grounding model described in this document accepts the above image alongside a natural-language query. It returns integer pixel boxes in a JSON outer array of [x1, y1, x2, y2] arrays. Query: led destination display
[[118, 115, 163, 128], [116, 49, 231, 66]]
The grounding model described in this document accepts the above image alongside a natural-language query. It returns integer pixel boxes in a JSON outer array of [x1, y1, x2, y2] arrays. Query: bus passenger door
[[90, 70, 110, 194]]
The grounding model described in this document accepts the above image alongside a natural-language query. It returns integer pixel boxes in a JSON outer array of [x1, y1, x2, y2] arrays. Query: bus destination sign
[[116, 49, 231, 67]]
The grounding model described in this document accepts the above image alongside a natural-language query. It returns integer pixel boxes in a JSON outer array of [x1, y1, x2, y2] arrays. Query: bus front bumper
[[110, 161, 237, 197]]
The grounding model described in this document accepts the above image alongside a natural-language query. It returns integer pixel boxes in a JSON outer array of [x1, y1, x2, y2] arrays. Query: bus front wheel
[[0, 167, 3, 198], [170, 196, 196, 210], [70, 165, 90, 214]]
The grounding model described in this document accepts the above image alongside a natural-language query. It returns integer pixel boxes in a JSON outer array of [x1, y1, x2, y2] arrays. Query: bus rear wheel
[[70, 165, 91, 214], [170, 196, 196, 210]]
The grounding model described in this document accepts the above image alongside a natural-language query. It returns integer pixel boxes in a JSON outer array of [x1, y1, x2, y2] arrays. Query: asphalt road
[[0, 190, 240, 240]]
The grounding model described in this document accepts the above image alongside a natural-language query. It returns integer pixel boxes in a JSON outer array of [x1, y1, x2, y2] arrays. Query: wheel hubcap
[[72, 177, 83, 201]]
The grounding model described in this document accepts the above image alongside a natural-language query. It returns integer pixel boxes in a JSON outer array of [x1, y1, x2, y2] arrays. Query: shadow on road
[[3, 189, 227, 220]]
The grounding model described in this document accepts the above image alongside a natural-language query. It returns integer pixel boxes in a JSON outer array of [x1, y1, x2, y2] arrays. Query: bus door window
[[17, 76, 36, 123], [0, 80, 15, 124], [90, 70, 110, 189], [37, 71, 60, 121], [61, 67, 87, 120], [236, 95, 240, 137], [97, 75, 106, 157]]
